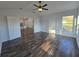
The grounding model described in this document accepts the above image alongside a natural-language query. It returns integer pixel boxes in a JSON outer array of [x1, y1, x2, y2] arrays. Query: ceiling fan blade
[[33, 4, 39, 7], [39, 1, 41, 4], [42, 4, 47, 7], [42, 8, 48, 10]]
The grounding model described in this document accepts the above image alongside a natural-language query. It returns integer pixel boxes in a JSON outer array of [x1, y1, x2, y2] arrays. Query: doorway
[[20, 17, 34, 42]]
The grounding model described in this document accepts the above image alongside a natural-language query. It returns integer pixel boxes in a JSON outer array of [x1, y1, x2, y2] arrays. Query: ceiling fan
[[33, 1, 48, 12]]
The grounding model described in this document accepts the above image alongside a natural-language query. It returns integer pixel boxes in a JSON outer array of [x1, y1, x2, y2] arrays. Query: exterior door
[[62, 16, 74, 37]]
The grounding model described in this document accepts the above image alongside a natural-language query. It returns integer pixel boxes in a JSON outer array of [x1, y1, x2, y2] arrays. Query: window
[[62, 16, 74, 32]]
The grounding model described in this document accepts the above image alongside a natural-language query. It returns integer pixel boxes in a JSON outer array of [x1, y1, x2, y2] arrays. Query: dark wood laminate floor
[[0, 32, 79, 57]]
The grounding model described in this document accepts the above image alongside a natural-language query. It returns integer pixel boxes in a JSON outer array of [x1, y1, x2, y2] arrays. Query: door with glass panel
[[76, 16, 79, 48], [62, 16, 74, 37], [77, 16, 79, 35]]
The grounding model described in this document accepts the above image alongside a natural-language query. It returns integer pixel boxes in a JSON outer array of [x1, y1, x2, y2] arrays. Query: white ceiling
[[0, 1, 79, 16]]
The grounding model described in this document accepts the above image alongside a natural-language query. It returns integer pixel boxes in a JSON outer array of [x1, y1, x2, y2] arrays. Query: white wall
[[33, 15, 41, 33], [0, 16, 9, 54], [0, 16, 9, 42], [41, 9, 77, 37], [7, 16, 21, 40]]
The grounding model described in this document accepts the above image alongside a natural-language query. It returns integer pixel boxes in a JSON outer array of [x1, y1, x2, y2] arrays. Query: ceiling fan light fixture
[[38, 8, 43, 12], [33, 1, 48, 12]]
